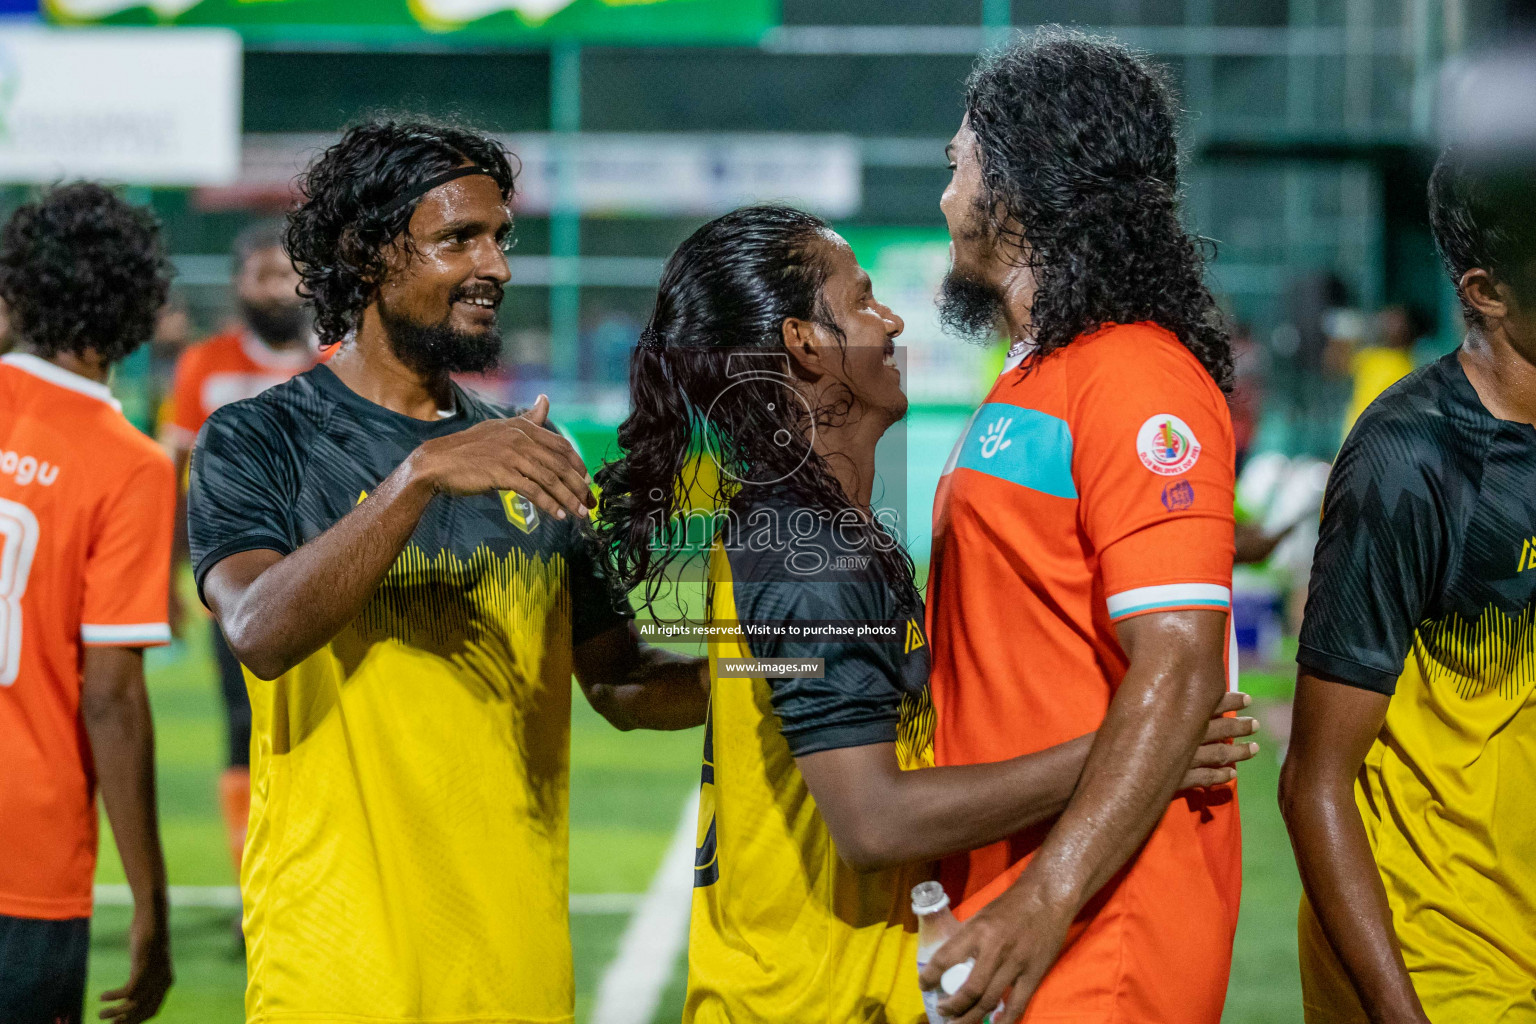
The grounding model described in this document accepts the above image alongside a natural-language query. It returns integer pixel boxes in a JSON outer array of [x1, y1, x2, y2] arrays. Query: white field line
[[589, 791, 700, 1024], [95, 885, 241, 909], [94, 885, 642, 915]]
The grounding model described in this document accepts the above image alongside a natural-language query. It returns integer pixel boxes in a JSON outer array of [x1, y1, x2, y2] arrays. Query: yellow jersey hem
[[247, 1014, 574, 1023]]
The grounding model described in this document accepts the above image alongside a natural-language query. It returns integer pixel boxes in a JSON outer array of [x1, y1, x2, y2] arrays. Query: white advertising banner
[[0, 28, 241, 186], [221, 132, 861, 218], [511, 134, 862, 218]]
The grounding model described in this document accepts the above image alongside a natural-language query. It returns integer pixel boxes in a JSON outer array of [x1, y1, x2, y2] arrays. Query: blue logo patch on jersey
[[955, 403, 1076, 499], [1161, 480, 1195, 511]]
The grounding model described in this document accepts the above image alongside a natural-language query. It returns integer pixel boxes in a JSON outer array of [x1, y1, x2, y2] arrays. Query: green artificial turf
[[1222, 701, 1305, 1023]]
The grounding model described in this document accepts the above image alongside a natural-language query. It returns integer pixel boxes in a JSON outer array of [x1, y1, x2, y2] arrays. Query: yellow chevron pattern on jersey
[[897, 619, 934, 770], [683, 547, 929, 1024], [1302, 604, 1536, 1023], [896, 686, 935, 771], [1415, 603, 1536, 700], [242, 544, 577, 1024]]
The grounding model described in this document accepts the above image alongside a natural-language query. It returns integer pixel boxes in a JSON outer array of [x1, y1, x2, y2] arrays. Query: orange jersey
[[927, 324, 1240, 1024], [0, 354, 174, 919], [163, 331, 320, 447]]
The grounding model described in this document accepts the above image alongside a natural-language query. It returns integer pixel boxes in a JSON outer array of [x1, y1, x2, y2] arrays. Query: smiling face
[[807, 233, 908, 428], [373, 172, 513, 375]]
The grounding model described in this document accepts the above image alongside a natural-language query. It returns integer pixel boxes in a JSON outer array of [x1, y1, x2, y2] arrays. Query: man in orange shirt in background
[[0, 184, 176, 1024], [920, 32, 1240, 1024], [160, 222, 319, 878]]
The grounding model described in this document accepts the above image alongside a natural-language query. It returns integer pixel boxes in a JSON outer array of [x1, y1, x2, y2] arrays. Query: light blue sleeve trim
[[1106, 583, 1231, 621]]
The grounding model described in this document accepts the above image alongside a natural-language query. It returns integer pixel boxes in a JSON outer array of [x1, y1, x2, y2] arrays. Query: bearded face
[[369, 174, 514, 376], [241, 297, 309, 346], [376, 280, 504, 376]]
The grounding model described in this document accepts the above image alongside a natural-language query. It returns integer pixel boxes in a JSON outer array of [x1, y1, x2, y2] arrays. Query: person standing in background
[[159, 222, 320, 885], [0, 183, 176, 1024], [1335, 304, 1420, 439]]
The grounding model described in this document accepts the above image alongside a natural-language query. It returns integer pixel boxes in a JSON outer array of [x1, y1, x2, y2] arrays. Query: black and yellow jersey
[[686, 496, 933, 1024], [1299, 352, 1536, 1023], [187, 364, 630, 1024]]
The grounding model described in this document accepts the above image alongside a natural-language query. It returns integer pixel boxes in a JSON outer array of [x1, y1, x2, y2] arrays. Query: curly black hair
[[285, 116, 518, 347], [1428, 146, 1536, 328], [964, 29, 1232, 391], [594, 205, 917, 612], [0, 182, 171, 365]]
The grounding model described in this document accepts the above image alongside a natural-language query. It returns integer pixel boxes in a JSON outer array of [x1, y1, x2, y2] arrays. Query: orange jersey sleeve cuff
[[1100, 515, 1234, 623]]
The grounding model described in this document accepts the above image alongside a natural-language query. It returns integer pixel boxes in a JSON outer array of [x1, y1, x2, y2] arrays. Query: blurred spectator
[[1338, 304, 1421, 438], [1274, 273, 1357, 459], [160, 223, 317, 458], [1285, 272, 1351, 374], [1320, 305, 1368, 378]]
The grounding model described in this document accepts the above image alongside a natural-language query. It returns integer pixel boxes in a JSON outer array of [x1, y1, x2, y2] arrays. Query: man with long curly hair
[[186, 118, 706, 1023], [0, 183, 176, 1024], [918, 32, 1240, 1024]]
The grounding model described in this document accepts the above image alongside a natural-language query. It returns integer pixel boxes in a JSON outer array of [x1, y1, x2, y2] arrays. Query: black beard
[[938, 268, 1007, 344], [241, 300, 308, 346], [377, 301, 502, 375]]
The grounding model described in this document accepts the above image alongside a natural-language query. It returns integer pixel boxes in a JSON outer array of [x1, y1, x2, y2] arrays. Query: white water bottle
[[912, 881, 996, 1024]]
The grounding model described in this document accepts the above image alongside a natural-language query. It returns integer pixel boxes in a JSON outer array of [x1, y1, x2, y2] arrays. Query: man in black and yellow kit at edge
[[1283, 146, 1536, 1023]]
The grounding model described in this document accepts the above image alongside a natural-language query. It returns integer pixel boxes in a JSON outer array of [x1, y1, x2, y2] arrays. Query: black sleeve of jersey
[[1298, 414, 1455, 694], [187, 400, 300, 602], [730, 535, 913, 757], [566, 523, 636, 648]]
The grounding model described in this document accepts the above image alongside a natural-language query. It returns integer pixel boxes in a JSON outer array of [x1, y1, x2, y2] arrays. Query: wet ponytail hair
[[595, 204, 914, 610]]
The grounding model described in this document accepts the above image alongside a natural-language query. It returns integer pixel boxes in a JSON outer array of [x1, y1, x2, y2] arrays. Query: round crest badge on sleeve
[[1136, 414, 1201, 476]]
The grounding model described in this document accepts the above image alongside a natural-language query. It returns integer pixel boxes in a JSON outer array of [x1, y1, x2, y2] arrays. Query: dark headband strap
[[380, 165, 497, 223]]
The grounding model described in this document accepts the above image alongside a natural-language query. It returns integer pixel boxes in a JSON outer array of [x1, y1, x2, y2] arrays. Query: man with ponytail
[[186, 118, 707, 1024], [596, 205, 1254, 1024], [918, 31, 1242, 1024]]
